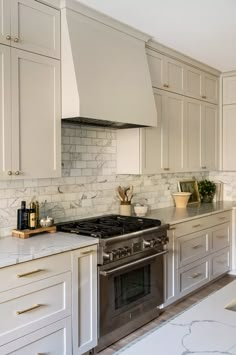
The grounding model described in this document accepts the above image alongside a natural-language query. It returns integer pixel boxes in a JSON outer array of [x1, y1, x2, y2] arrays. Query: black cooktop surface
[[56, 215, 162, 239]]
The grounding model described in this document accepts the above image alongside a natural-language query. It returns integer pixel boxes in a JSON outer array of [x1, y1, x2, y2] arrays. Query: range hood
[[60, 1, 157, 128]]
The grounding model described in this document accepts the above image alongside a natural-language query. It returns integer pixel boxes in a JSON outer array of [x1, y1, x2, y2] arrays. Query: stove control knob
[[118, 248, 126, 257], [112, 249, 119, 260], [124, 246, 131, 256], [143, 240, 151, 248], [103, 252, 112, 262]]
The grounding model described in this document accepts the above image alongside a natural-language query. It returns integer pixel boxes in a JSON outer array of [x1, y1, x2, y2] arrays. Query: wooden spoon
[[117, 186, 126, 202]]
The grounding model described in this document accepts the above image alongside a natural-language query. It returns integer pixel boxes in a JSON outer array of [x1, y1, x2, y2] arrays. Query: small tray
[[12, 226, 56, 239]]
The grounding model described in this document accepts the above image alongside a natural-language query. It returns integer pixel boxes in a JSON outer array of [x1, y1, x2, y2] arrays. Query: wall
[[0, 123, 207, 237], [209, 171, 236, 201]]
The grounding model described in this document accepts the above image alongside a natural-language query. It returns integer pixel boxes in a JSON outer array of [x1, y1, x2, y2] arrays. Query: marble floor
[[98, 274, 236, 355]]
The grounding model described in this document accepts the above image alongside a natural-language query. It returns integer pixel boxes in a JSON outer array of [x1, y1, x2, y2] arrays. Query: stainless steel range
[[57, 215, 169, 352]]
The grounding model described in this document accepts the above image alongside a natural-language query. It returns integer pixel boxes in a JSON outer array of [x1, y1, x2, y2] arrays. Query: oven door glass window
[[114, 264, 150, 309]]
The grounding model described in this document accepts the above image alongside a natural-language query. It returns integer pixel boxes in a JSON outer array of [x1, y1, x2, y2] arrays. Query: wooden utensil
[[117, 186, 126, 202]]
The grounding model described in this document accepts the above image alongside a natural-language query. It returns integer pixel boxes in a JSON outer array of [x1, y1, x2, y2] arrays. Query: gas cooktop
[[56, 214, 162, 239]]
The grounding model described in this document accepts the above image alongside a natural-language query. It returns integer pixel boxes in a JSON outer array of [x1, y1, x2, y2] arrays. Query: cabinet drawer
[[0, 317, 72, 355], [212, 224, 230, 251], [177, 231, 209, 268], [171, 211, 231, 237], [178, 258, 210, 295], [0, 252, 71, 293], [211, 248, 230, 279], [0, 272, 71, 346]]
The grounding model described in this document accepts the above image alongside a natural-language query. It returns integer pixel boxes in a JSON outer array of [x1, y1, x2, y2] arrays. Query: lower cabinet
[[71, 245, 98, 355], [0, 245, 98, 355], [165, 211, 231, 306]]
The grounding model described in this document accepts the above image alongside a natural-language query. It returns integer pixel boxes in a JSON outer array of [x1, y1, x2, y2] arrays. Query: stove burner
[[57, 215, 161, 238]]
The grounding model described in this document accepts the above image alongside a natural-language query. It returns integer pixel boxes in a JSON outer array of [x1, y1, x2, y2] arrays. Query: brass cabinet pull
[[192, 224, 202, 228], [6, 35, 11, 40], [189, 272, 202, 279], [202, 95, 207, 99], [216, 235, 226, 239], [168, 226, 176, 230], [16, 303, 42, 315], [17, 268, 44, 278], [163, 168, 169, 171], [14, 37, 19, 43], [8, 170, 12, 176], [15, 170, 20, 175], [81, 250, 93, 255], [218, 216, 226, 220], [201, 166, 207, 169], [192, 244, 202, 249], [163, 84, 169, 88]]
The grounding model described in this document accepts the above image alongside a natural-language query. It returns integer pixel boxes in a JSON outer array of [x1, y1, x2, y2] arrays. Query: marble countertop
[[147, 201, 235, 225], [117, 280, 236, 355], [0, 232, 98, 268]]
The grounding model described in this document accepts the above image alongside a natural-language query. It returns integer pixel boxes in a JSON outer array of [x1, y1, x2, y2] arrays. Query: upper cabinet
[[223, 76, 236, 104], [0, 45, 61, 179], [146, 48, 219, 105], [0, 0, 60, 59]]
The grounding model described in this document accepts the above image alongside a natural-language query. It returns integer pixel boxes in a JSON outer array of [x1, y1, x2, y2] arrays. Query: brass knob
[[8, 170, 12, 176], [15, 170, 20, 175], [14, 37, 19, 43], [163, 84, 169, 88], [6, 35, 11, 40], [202, 95, 207, 99]]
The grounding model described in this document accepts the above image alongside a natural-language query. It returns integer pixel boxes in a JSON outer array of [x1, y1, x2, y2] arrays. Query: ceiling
[[77, 0, 236, 72]]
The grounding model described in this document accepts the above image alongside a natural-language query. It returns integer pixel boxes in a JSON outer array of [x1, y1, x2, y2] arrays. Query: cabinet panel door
[[223, 76, 236, 104], [0, 0, 11, 45], [165, 57, 185, 95], [0, 44, 11, 178], [11, 49, 61, 178], [72, 246, 98, 355], [11, 0, 60, 58], [222, 105, 236, 170], [201, 103, 217, 170], [146, 51, 165, 89], [184, 98, 201, 170], [185, 66, 202, 100], [164, 92, 184, 171], [202, 73, 218, 104]]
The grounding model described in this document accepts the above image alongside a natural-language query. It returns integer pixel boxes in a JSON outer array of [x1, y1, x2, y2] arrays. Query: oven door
[[99, 250, 167, 337]]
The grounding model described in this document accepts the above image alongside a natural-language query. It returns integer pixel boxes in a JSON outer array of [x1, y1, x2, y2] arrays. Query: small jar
[[119, 202, 131, 216]]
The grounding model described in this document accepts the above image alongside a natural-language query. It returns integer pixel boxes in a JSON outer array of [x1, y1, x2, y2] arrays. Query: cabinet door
[[222, 105, 236, 170], [0, 44, 11, 178], [185, 66, 203, 100], [184, 98, 201, 171], [72, 246, 98, 355], [202, 73, 218, 104], [11, 49, 61, 178], [165, 56, 185, 95], [11, 0, 60, 58], [146, 50, 165, 89], [163, 91, 184, 171], [201, 103, 218, 170], [223, 76, 236, 104], [0, 0, 11, 45]]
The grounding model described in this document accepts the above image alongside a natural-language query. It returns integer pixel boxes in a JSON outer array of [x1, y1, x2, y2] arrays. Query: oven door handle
[[100, 250, 168, 276]]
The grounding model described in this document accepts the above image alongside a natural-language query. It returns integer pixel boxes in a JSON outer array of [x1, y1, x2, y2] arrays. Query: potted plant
[[198, 179, 216, 203]]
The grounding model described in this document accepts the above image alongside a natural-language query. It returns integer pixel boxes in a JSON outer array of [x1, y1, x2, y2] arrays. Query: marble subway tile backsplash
[[0, 124, 207, 237]]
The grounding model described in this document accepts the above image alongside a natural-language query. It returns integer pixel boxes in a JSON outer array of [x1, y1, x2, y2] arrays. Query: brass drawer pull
[[189, 272, 202, 279], [192, 244, 202, 249], [169, 226, 176, 231], [201, 166, 207, 169], [17, 269, 45, 278], [81, 250, 93, 255], [192, 224, 202, 228], [218, 216, 226, 220], [216, 235, 226, 239], [163, 168, 170, 171], [16, 304, 42, 315], [202, 95, 207, 99], [163, 84, 169, 88]]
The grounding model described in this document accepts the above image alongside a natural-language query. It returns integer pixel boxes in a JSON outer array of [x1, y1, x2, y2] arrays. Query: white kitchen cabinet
[[71, 245, 98, 355], [167, 212, 231, 304], [201, 102, 218, 170], [0, 0, 60, 59], [203, 72, 218, 104], [222, 105, 236, 171], [0, 46, 61, 179], [147, 49, 185, 95], [223, 76, 236, 104]]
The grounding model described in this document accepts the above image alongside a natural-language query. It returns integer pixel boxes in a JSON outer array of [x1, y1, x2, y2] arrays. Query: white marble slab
[[116, 280, 236, 355], [147, 201, 236, 225], [0, 232, 98, 268]]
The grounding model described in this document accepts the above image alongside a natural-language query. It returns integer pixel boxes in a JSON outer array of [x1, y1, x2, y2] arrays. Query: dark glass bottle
[[17, 201, 29, 230], [28, 202, 36, 230]]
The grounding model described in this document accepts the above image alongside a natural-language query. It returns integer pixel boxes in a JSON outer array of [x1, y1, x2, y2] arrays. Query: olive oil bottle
[[28, 202, 36, 230]]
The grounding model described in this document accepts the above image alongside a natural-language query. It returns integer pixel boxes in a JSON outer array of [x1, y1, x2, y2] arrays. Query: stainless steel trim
[[100, 250, 168, 276]]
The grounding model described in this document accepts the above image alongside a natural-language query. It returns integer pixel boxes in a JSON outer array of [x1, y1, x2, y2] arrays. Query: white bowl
[[134, 205, 148, 217]]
